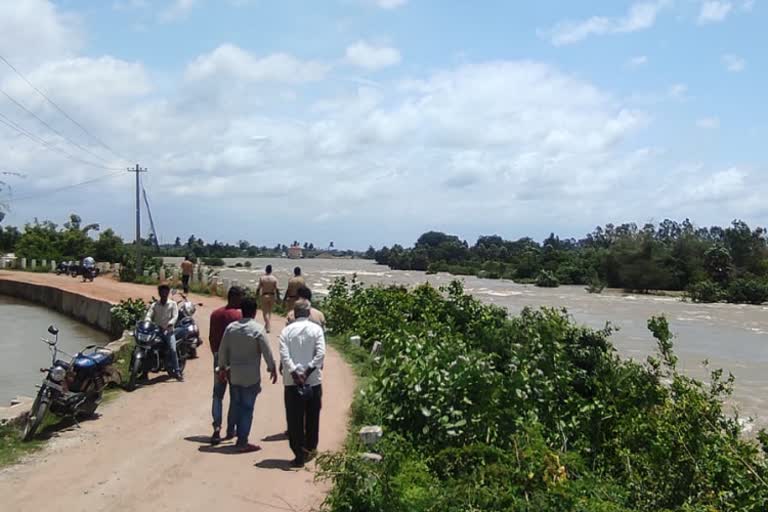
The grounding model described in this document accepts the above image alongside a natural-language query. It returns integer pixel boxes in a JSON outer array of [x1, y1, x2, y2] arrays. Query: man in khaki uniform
[[284, 267, 306, 313], [286, 286, 326, 330], [256, 264, 280, 333]]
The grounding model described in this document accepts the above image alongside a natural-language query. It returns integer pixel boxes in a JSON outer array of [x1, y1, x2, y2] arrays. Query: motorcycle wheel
[[22, 389, 49, 441], [178, 354, 187, 374], [78, 392, 102, 418], [188, 347, 198, 359], [126, 352, 142, 392]]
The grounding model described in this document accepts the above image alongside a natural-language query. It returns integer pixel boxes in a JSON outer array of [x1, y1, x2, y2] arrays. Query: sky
[[0, 0, 765, 250]]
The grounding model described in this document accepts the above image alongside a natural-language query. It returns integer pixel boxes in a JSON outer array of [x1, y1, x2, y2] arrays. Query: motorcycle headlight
[[136, 332, 152, 343], [50, 366, 66, 382]]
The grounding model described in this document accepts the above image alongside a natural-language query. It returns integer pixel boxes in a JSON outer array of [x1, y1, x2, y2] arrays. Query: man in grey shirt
[[217, 296, 277, 453]]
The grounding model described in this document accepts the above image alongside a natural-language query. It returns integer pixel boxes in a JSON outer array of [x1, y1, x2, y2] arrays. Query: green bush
[[318, 278, 768, 512], [585, 277, 606, 294], [535, 269, 560, 288], [687, 280, 725, 303], [202, 257, 225, 267], [110, 297, 148, 331], [726, 277, 768, 305]]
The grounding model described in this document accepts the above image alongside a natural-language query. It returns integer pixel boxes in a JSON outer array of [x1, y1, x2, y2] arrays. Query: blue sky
[[0, 0, 765, 249]]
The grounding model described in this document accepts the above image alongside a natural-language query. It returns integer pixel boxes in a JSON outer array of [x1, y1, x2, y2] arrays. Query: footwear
[[289, 457, 305, 468], [175, 372, 184, 382], [236, 443, 261, 453], [210, 430, 221, 446], [224, 431, 236, 441], [303, 449, 318, 463]]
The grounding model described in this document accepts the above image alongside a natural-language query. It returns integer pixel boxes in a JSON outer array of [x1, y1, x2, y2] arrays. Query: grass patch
[[0, 424, 45, 467]]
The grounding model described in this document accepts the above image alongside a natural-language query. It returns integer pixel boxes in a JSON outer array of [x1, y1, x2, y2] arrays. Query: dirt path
[[0, 271, 355, 512]]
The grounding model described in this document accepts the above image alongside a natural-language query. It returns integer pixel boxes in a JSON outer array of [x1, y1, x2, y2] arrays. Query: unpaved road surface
[[0, 271, 355, 512]]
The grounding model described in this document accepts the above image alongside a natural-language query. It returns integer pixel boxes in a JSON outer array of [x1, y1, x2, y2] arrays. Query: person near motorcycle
[[208, 285, 244, 445], [82, 255, 96, 281], [145, 283, 183, 380], [181, 255, 194, 294]]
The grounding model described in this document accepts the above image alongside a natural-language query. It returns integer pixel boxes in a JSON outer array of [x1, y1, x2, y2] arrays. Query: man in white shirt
[[279, 301, 326, 468], [145, 283, 183, 380]]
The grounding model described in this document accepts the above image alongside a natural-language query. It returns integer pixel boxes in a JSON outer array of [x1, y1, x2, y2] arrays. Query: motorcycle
[[55, 261, 72, 275], [125, 321, 190, 391], [173, 291, 202, 359], [23, 325, 116, 441], [69, 264, 100, 279], [82, 266, 96, 282]]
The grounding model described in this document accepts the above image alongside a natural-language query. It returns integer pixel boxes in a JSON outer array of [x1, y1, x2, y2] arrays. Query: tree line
[[0, 214, 360, 265], [370, 219, 768, 304]]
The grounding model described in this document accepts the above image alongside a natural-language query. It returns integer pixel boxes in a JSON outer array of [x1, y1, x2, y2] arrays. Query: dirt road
[[0, 271, 355, 512]]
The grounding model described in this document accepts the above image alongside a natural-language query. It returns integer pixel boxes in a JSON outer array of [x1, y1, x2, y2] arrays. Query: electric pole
[[128, 164, 147, 275]]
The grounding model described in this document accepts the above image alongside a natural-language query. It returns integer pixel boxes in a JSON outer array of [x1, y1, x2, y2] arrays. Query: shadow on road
[[261, 432, 289, 442], [183, 435, 214, 444], [254, 458, 293, 470]]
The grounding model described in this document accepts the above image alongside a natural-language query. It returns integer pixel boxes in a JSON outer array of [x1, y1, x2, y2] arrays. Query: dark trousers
[[284, 384, 322, 461], [181, 274, 191, 294]]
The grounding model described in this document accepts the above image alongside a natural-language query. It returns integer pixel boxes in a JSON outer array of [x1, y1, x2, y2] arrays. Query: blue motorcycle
[[23, 325, 115, 441]]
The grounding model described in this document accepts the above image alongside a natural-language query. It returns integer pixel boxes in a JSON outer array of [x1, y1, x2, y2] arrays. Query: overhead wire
[[0, 88, 114, 165], [4, 170, 125, 202], [0, 53, 129, 162], [0, 111, 124, 171]]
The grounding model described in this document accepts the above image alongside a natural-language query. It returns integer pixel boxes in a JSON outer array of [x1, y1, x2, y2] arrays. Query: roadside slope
[[0, 271, 355, 512]]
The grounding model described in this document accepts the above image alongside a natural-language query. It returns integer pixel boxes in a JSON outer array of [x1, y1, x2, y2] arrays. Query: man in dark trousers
[[279, 301, 326, 468], [208, 286, 243, 445]]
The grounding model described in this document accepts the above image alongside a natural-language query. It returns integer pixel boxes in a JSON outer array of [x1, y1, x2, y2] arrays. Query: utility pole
[[128, 164, 147, 275]]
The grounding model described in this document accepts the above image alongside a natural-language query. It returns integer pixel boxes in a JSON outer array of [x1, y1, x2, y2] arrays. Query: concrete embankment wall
[[0, 278, 118, 338], [0, 278, 130, 425]]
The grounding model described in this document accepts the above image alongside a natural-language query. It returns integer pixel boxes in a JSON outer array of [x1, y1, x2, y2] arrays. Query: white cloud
[[628, 55, 649, 67], [0, 0, 81, 65], [698, 1, 733, 24], [742, 0, 755, 11], [543, 0, 670, 46], [668, 83, 688, 98], [185, 44, 330, 83], [696, 117, 720, 129], [160, 0, 199, 22], [113, 0, 149, 10], [345, 41, 402, 70], [722, 53, 746, 72], [376, 0, 408, 8]]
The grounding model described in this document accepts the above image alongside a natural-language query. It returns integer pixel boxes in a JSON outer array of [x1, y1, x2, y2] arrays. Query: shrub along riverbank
[[317, 277, 768, 511]]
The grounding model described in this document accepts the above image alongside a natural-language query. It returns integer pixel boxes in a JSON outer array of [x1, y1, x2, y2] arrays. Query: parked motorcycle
[[125, 321, 191, 391], [82, 266, 96, 282], [69, 264, 100, 279], [55, 261, 72, 275], [174, 291, 202, 359], [23, 325, 115, 441]]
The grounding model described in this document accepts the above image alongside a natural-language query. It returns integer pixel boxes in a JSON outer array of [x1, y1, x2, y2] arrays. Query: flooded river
[[190, 257, 768, 430], [0, 295, 108, 405]]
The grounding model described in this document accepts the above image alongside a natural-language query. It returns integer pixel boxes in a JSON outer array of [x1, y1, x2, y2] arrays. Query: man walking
[[284, 267, 306, 312], [217, 296, 277, 453], [208, 286, 244, 445], [286, 286, 326, 329], [279, 301, 326, 468], [180, 255, 194, 294], [256, 264, 280, 333], [145, 283, 183, 380]]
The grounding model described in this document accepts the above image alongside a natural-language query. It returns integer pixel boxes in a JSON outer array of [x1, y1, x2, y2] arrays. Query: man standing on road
[[217, 296, 277, 453], [279, 301, 326, 468], [284, 267, 306, 312], [145, 283, 183, 380], [208, 286, 244, 445], [180, 255, 194, 294], [256, 264, 280, 333]]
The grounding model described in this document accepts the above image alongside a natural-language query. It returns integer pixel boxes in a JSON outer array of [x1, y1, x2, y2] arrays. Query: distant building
[[287, 244, 303, 259]]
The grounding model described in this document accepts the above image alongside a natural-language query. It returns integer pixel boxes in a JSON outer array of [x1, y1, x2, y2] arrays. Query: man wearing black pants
[[279, 301, 326, 468]]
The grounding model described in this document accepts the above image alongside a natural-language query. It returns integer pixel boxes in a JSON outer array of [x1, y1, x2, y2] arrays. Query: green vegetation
[[0, 424, 44, 467], [110, 298, 148, 332], [318, 277, 768, 512], [373, 220, 768, 304], [201, 257, 225, 267], [535, 269, 559, 288]]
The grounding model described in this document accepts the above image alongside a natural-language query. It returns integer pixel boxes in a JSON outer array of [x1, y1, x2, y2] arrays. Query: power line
[[1, 88, 114, 164], [0, 111, 123, 171], [0, 53, 128, 162], [3, 171, 125, 202]]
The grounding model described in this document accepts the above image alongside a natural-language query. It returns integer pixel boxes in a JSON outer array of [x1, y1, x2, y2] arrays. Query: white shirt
[[83, 256, 95, 268], [279, 317, 326, 387], [145, 300, 179, 329]]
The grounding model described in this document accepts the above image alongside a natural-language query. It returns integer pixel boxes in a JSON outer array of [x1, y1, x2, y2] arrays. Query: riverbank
[[0, 271, 355, 512]]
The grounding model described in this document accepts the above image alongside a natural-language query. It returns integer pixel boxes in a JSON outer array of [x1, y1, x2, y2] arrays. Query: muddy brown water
[[0, 295, 109, 405]]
